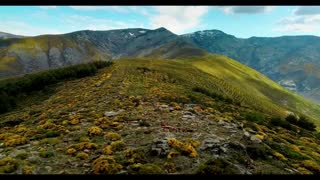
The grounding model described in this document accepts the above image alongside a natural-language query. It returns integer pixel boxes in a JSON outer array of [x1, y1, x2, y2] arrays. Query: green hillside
[[0, 54, 320, 174]]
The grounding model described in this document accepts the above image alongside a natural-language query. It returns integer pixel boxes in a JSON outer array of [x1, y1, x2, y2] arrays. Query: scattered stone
[[284, 168, 294, 173], [250, 135, 262, 144], [151, 138, 170, 157], [17, 144, 31, 149], [218, 120, 228, 126], [223, 125, 234, 129], [104, 111, 119, 117], [229, 130, 237, 133], [220, 147, 228, 153], [244, 131, 250, 138], [248, 129, 257, 134], [117, 170, 128, 175]]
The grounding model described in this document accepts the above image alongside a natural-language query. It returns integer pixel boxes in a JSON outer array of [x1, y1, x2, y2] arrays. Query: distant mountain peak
[[0, 31, 24, 39]]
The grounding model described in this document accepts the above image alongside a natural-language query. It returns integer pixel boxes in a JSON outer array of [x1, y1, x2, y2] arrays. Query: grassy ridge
[[0, 61, 113, 113], [116, 55, 320, 127]]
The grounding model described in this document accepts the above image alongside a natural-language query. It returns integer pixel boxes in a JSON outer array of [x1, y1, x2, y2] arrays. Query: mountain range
[[0, 27, 320, 104]]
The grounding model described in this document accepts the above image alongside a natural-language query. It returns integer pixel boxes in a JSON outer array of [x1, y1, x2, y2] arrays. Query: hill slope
[[182, 30, 320, 103], [0, 28, 201, 78], [0, 55, 319, 174], [0, 32, 24, 40]]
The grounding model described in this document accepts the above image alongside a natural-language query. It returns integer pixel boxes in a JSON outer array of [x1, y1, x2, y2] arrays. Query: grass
[[0, 54, 320, 174]]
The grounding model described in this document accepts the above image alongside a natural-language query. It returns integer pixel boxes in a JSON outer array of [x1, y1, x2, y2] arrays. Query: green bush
[[0, 61, 113, 114], [297, 116, 316, 131], [270, 117, 293, 130], [243, 112, 265, 124], [285, 114, 298, 124]]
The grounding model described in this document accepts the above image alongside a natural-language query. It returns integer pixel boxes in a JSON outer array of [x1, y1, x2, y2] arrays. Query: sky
[[1, 6, 320, 38]]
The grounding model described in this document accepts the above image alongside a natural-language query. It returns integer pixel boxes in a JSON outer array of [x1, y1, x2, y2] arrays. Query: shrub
[[138, 164, 163, 174], [39, 150, 54, 158], [76, 152, 89, 160], [0, 61, 113, 114], [243, 112, 265, 123], [167, 138, 198, 158], [0, 157, 18, 173], [105, 132, 121, 141], [88, 126, 103, 136], [270, 117, 293, 130], [285, 114, 298, 124], [92, 156, 123, 174], [297, 116, 316, 131], [196, 158, 240, 175]]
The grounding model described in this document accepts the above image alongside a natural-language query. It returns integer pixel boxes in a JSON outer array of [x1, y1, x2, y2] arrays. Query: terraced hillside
[[0, 55, 319, 174]]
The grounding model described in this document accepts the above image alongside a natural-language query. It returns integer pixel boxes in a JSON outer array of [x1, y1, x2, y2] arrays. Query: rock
[[17, 144, 31, 149], [244, 131, 250, 138], [218, 120, 228, 126], [104, 111, 119, 117], [204, 138, 220, 144], [182, 114, 195, 119], [250, 135, 262, 144], [220, 147, 228, 153], [83, 149, 90, 153], [223, 125, 234, 129], [284, 168, 294, 173], [160, 105, 169, 108], [151, 138, 170, 157], [184, 104, 198, 108], [0, 154, 5, 159], [229, 130, 237, 133], [45, 166, 52, 173], [248, 129, 257, 134], [117, 170, 128, 175], [0, 143, 4, 148]]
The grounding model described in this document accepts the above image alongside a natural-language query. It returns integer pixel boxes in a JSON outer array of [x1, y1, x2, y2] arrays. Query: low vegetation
[[0, 61, 113, 114]]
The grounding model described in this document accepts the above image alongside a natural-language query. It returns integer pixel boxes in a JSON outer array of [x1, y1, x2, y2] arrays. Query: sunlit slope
[[116, 55, 320, 126]]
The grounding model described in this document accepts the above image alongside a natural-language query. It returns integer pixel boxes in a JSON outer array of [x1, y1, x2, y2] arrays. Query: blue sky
[[0, 6, 320, 38]]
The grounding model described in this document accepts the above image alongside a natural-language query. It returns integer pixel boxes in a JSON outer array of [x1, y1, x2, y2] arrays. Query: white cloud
[[70, 6, 128, 13], [0, 21, 61, 36], [39, 6, 57, 9], [275, 7, 320, 34], [63, 15, 146, 31], [149, 6, 209, 34], [273, 24, 318, 33], [220, 6, 274, 14], [69, 6, 151, 16]]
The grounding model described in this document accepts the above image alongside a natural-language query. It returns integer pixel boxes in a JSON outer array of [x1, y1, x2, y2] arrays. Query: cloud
[[149, 6, 209, 34], [69, 6, 151, 16], [0, 21, 61, 36], [275, 7, 320, 34], [63, 15, 146, 31], [294, 6, 320, 15], [39, 6, 57, 9], [221, 6, 274, 14], [70, 6, 128, 13], [273, 24, 318, 33]]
